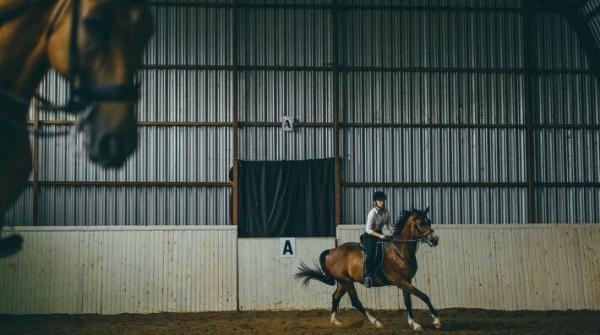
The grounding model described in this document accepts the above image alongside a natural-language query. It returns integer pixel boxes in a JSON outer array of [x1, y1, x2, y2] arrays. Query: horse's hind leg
[[400, 281, 441, 330], [345, 282, 383, 329], [330, 282, 346, 326]]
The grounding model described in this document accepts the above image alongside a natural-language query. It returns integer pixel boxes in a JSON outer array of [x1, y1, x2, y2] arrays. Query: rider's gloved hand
[[381, 235, 393, 242]]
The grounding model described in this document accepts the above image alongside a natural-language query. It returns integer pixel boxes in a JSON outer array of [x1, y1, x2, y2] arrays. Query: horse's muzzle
[[425, 234, 439, 247], [86, 108, 137, 168], [88, 129, 136, 167]]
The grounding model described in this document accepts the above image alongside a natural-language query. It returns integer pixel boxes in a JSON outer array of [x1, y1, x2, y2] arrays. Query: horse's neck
[[397, 224, 418, 258], [0, 2, 55, 116]]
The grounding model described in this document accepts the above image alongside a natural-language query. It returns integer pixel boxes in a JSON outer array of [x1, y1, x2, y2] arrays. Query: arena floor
[[0, 309, 598, 335]]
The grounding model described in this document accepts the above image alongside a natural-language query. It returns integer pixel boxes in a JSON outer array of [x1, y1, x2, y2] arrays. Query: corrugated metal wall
[[0, 226, 237, 314], [534, 8, 600, 223], [6, 1, 599, 226]]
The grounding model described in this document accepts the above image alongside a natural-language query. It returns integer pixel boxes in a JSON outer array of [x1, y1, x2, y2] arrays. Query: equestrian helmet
[[372, 191, 387, 201]]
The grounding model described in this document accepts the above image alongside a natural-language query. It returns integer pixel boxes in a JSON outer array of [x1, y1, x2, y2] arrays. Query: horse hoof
[[433, 316, 442, 329], [374, 320, 384, 329], [412, 323, 423, 331], [330, 317, 342, 327]]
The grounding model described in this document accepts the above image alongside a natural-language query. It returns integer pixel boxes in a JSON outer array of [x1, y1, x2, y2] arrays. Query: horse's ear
[[424, 207, 430, 214]]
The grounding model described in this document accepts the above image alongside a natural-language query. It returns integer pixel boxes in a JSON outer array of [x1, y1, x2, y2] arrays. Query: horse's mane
[[392, 208, 426, 236]]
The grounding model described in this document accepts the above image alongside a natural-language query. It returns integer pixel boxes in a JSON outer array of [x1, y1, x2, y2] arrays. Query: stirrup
[[364, 276, 373, 288]]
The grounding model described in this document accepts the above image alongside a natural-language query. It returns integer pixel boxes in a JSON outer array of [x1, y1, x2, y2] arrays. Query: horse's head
[[46, 0, 153, 167], [394, 207, 439, 247], [409, 207, 439, 247]]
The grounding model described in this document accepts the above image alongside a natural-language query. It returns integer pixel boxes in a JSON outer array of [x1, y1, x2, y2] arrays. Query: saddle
[[358, 239, 386, 270], [357, 237, 392, 285]]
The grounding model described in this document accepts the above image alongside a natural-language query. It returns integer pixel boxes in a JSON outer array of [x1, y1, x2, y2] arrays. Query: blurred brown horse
[[0, 0, 153, 255], [296, 207, 441, 331]]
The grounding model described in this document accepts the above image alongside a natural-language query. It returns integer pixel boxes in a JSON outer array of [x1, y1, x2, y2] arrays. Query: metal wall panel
[[343, 187, 527, 225], [339, 10, 523, 68], [35, 187, 231, 226], [536, 74, 600, 125], [343, 72, 525, 125], [238, 8, 332, 66], [146, 6, 233, 66], [4, 187, 34, 226], [336, 224, 600, 311], [344, 128, 526, 182], [36, 71, 74, 122], [239, 127, 333, 160], [140, 70, 233, 122], [244, 0, 330, 4], [156, 0, 233, 3], [36, 70, 234, 123], [535, 129, 600, 183], [13, 3, 600, 228], [239, 71, 333, 123], [238, 238, 336, 310], [536, 187, 600, 223], [583, 0, 600, 45], [0, 226, 237, 314], [39, 127, 232, 182], [339, 0, 524, 7], [536, 12, 590, 70]]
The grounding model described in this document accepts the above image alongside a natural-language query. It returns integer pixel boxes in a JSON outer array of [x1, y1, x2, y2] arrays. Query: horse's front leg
[[402, 289, 422, 331], [400, 281, 441, 330]]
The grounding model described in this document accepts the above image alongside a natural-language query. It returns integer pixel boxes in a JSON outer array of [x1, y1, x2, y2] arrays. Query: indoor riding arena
[[1, 0, 600, 334]]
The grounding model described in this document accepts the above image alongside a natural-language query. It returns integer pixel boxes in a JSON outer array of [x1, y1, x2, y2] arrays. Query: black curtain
[[237, 158, 335, 238]]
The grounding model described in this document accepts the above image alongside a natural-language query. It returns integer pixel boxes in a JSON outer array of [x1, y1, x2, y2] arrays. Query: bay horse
[[296, 207, 441, 331], [0, 0, 153, 255]]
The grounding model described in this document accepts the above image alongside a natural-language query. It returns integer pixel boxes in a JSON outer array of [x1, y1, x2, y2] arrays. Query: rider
[[361, 191, 391, 288]]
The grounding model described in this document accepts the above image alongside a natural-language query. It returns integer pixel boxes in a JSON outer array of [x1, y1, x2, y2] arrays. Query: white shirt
[[365, 207, 391, 235]]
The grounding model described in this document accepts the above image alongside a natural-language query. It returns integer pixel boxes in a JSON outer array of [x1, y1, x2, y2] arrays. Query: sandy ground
[[0, 309, 598, 335]]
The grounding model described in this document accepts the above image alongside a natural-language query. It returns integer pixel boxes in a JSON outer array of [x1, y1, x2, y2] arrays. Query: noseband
[[414, 220, 436, 246], [0, 0, 140, 136]]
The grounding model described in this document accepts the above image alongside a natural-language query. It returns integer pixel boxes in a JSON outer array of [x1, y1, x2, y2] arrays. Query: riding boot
[[364, 255, 373, 288]]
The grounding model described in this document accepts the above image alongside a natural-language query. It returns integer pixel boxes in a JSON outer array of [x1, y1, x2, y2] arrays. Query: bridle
[[380, 214, 437, 267], [384, 215, 436, 246], [0, 0, 140, 137], [412, 217, 436, 246]]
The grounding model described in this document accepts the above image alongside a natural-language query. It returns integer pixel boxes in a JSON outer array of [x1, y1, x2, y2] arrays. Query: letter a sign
[[280, 238, 295, 258]]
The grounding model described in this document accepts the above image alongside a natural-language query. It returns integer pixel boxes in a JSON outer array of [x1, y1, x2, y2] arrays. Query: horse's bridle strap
[[74, 84, 140, 103]]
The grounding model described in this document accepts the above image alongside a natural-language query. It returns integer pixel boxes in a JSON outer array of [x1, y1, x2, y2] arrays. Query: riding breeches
[[360, 233, 379, 275]]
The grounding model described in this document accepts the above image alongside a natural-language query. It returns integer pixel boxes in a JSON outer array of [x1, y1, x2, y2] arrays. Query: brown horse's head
[[394, 207, 439, 247], [46, 0, 153, 167]]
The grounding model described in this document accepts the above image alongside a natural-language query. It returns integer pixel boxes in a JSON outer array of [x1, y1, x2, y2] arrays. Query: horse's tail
[[295, 249, 336, 286]]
